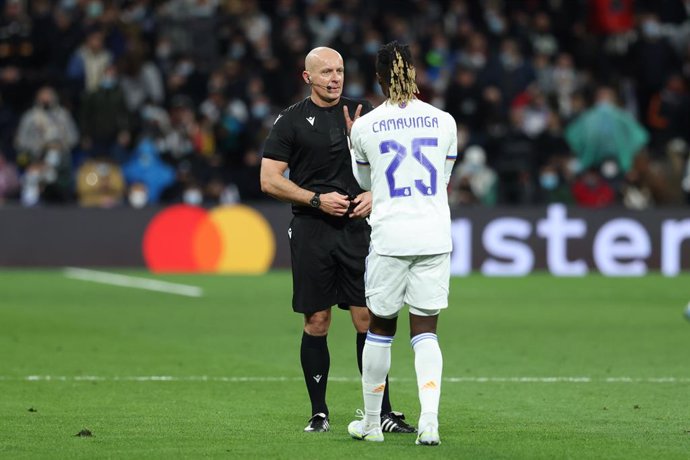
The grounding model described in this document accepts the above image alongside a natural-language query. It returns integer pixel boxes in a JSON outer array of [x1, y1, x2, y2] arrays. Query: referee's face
[[308, 50, 344, 107]]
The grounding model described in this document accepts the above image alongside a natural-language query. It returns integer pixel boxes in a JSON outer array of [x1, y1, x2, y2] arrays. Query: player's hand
[[348, 191, 372, 219], [343, 104, 362, 136], [319, 191, 351, 217]]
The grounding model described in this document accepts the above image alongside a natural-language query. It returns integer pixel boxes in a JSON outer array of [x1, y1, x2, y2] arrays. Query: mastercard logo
[[143, 204, 275, 273]]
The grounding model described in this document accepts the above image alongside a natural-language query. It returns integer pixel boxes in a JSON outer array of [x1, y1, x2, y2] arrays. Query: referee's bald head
[[305, 47, 342, 72]]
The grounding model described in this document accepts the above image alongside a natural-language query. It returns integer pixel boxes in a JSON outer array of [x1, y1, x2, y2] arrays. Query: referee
[[260, 47, 415, 434]]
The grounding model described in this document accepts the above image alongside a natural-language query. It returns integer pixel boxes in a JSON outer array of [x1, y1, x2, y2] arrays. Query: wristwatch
[[309, 193, 321, 208]]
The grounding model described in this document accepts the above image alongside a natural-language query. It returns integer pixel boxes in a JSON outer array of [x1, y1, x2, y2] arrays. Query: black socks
[[301, 332, 330, 416]]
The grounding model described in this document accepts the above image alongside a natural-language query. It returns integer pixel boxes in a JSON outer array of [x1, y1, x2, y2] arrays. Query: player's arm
[[260, 158, 351, 216], [444, 115, 459, 185], [349, 122, 371, 191], [352, 161, 371, 191], [351, 152, 371, 191]]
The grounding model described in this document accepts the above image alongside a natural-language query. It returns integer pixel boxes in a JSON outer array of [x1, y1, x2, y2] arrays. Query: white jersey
[[350, 99, 457, 256]]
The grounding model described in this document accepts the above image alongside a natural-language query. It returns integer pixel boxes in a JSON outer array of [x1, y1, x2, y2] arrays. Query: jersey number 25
[[379, 138, 438, 198]]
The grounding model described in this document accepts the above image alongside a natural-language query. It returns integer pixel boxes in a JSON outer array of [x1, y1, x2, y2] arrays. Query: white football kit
[[350, 99, 457, 317]]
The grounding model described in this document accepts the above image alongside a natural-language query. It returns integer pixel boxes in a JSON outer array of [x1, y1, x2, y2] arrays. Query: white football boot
[[415, 425, 440, 445], [348, 420, 384, 442]]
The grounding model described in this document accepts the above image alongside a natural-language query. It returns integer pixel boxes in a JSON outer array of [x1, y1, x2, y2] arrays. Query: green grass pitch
[[1, 270, 689, 459]]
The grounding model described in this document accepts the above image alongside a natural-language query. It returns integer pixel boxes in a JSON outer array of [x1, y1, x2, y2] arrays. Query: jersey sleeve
[[350, 119, 371, 190], [262, 111, 293, 163], [444, 113, 458, 185]]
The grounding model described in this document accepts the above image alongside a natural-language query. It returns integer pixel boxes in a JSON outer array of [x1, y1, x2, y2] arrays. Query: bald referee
[[260, 47, 415, 434]]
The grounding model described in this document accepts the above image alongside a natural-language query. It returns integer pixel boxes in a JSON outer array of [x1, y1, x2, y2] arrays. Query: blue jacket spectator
[[122, 137, 175, 204]]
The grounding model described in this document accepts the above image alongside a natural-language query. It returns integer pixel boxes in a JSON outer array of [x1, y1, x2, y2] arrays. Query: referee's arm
[[260, 157, 351, 216], [260, 158, 313, 206]]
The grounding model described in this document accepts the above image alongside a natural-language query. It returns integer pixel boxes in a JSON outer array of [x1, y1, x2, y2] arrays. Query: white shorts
[[365, 251, 450, 319]]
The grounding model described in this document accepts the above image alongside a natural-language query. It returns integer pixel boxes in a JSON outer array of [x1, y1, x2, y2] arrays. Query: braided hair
[[376, 41, 419, 105]]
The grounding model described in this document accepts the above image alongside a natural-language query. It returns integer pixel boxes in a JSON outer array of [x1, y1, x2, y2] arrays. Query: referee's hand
[[319, 191, 351, 217], [348, 191, 372, 219], [343, 104, 362, 136]]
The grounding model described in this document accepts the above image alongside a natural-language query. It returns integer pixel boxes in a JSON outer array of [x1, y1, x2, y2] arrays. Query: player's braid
[[378, 41, 419, 104]]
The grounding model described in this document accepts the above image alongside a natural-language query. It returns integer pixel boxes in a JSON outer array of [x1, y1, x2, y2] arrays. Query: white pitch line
[[1, 376, 689, 383], [63, 267, 203, 298]]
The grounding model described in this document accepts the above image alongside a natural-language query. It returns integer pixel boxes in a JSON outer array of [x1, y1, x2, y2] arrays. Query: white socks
[[361, 331, 443, 431], [361, 331, 392, 429], [411, 332, 443, 429]]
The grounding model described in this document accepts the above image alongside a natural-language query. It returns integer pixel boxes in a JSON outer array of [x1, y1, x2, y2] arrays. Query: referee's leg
[[301, 309, 332, 429], [290, 216, 337, 431]]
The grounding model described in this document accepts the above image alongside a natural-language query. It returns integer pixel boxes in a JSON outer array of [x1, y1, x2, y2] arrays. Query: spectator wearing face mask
[[448, 145, 497, 206], [482, 38, 535, 113], [536, 163, 573, 205], [166, 54, 206, 104], [14, 86, 78, 162], [127, 182, 148, 208], [79, 63, 131, 162]]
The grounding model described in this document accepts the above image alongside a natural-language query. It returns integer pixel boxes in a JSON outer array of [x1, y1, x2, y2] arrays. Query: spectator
[[646, 74, 690, 150], [0, 94, 18, 157], [550, 53, 582, 118], [122, 137, 175, 204], [565, 86, 649, 174], [127, 181, 149, 208], [79, 63, 131, 162], [0, 0, 38, 109], [43, 5, 84, 80], [160, 0, 219, 18], [630, 13, 681, 120], [66, 26, 112, 93], [530, 11, 559, 57], [571, 168, 616, 208], [535, 112, 572, 170], [166, 54, 206, 103], [119, 43, 165, 112], [19, 141, 73, 206], [15, 86, 78, 162], [0, 1, 687, 209], [76, 157, 126, 207], [445, 65, 484, 136], [683, 154, 690, 205], [448, 145, 497, 206], [588, 0, 634, 35], [621, 152, 673, 209], [160, 94, 195, 162], [482, 38, 535, 111], [663, 138, 690, 205], [490, 106, 537, 205], [0, 152, 20, 203], [536, 162, 574, 205]]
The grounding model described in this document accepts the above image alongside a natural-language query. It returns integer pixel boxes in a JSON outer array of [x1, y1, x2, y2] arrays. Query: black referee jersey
[[263, 96, 374, 216]]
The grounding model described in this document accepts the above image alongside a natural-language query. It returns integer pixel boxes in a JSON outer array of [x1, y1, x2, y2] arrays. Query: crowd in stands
[[0, 0, 689, 209]]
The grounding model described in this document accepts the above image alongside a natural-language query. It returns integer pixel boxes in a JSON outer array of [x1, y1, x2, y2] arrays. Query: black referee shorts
[[289, 215, 370, 314]]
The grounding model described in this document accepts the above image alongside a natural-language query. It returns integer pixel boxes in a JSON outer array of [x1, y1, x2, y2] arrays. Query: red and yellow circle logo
[[143, 204, 275, 273]]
